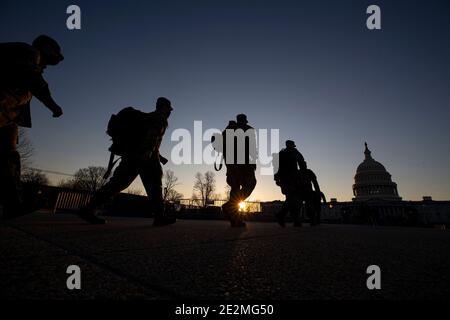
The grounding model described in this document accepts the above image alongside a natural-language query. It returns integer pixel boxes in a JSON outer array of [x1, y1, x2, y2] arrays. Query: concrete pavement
[[1, 213, 450, 300]]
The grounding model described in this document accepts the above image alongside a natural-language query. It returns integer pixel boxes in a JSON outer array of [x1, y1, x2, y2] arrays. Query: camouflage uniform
[[87, 109, 168, 217], [0, 39, 63, 216]]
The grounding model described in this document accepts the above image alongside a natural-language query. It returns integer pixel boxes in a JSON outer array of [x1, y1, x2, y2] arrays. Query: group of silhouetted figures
[[0, 35, 326, 227]]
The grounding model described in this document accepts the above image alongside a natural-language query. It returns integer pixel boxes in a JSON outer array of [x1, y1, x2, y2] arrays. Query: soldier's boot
[[230, 216, 246, 228], [293, 217, 303, 227], [292, 210, 302, 227], [229, 205, 246, 228], [310, 214, 317, 226], [276, 201, 288, 228], [77, 192, 107, 225], [315, 210, 321, 226], [153, 216, 176, 227], [77, 207, 107, 225], [275, 211, 286, 228], [221, 202, 232, 220], [152, 199, 176, 227]]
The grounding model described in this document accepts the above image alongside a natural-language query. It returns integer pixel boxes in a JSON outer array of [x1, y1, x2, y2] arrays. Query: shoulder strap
[[214, 153, 224, 171], [103, 152, 120, 179]]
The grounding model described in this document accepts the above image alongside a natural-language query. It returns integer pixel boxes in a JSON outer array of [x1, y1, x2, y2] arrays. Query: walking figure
[[79, 97, 175, 226], [0, 35, 64, 219]]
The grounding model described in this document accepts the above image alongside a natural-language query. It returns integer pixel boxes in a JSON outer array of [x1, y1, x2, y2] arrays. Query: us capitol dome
[[352, 143, 401, 201]]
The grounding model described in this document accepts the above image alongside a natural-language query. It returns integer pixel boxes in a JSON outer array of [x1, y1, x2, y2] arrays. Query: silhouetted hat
[[156, 97, 173, 111], [286, 140, 296, 148], [236, 114, 248, 124], [32, 35, 64, 65]]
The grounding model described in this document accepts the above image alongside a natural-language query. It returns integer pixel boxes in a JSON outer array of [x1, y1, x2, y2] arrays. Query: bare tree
[[193, 171, 216, 208], [224, 185, 231, 200], [163, 170, 178, 200], [21, 168, 49, 186], [162, 170, 183, 202], [71, 166, 107, 193], [58, 178, 76, 189], [165, 188, 183, 203], [17, 128, 34, 169]]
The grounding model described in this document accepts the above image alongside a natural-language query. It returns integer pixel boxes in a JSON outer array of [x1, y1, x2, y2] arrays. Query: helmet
[[32, 35, 64, 65], [236, 114, 248, 124], [156, 97, 173, 111], [286, 140, 296, 148]]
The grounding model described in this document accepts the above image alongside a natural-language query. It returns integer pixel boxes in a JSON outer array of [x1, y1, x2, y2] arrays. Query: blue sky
[[1, 0, 450, 201]]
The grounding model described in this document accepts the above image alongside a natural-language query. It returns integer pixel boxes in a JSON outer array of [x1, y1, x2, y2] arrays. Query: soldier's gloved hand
[[52, 106, 63, 118], [159, 155, 169, 165]]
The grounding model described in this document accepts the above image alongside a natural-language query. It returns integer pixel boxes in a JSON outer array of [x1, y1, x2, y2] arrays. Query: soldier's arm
[[159, 155, 168, 165], [26, 49, 63, 117], [32, 85, 63, 117], [296, 149, 305, 168], [310, 170, 321, 193], [310, 172, 326, 202]]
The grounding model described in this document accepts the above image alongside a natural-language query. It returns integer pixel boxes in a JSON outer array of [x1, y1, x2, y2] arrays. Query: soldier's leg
[[0, 124, 22, 218], [223, 172, 241, 226], [139, 158, 164, 217], [87, 157, 138, 209], [275, 182, 290, 227], [79, 158, 138, 224], [312, 192, 322, 225], [239, 169, 256, 200], [140, 157, 176, 226], [229, 169, 256, 226], [305, 194, 315, 226], [290, 195, 302, 227]]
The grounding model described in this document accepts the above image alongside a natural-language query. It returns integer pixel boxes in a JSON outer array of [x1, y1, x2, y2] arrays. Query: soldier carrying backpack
[[77, 97, 175, 226]]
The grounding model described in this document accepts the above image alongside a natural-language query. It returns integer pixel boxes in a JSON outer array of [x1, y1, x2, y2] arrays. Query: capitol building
[[352, 143, 401, 202], [321, 143, 450, 226]]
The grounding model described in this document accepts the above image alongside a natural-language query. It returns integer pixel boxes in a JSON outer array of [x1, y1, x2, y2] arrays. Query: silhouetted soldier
[[298, 161, 326, 226], [221, 114, 257, 227], [211, 120, 237, 171], [0, 35, 64, 219], [79, 97, 175, 226], [274, 140, 305, 227]]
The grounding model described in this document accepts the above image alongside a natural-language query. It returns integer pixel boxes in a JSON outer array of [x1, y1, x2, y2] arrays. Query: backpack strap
[[103, 152, 120, 179], [214, 153, 223, 171]]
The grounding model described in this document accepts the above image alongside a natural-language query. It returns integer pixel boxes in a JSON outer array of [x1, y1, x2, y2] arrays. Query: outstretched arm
[[310, 170, 322, 193], [310, 171, 326, 203], [32, 85, 63, 117]]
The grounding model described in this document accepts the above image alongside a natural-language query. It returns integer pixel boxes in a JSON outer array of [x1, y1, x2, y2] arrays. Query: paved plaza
[[1, 213, 449, 300]]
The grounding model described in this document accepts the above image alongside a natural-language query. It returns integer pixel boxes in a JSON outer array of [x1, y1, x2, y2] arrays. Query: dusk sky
[[1, 0, 450, 201]]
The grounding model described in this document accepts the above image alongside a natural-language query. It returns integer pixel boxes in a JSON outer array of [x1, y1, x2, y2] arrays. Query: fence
[[53, 190, 92, 213], [179, 199, 262, 213]]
